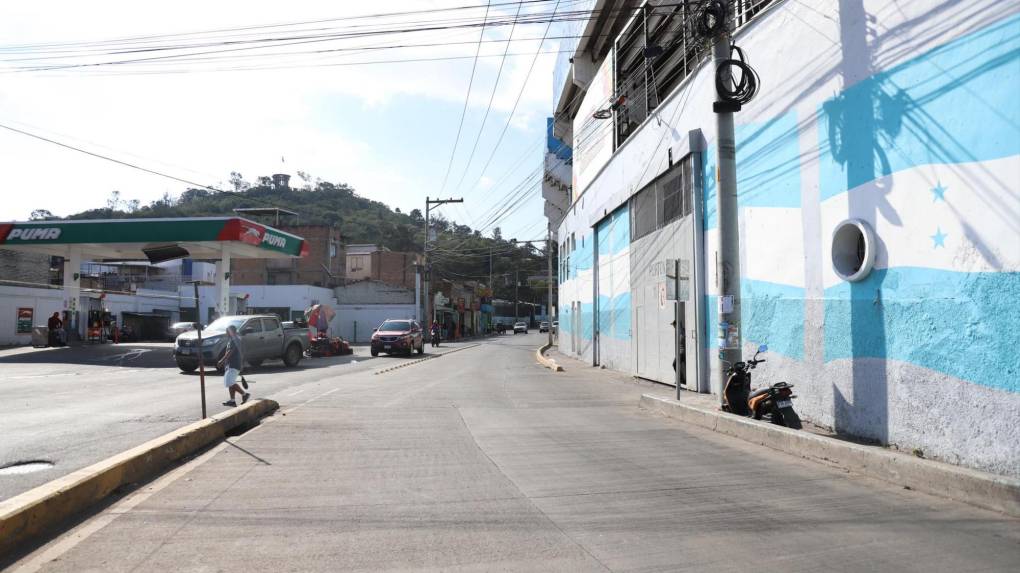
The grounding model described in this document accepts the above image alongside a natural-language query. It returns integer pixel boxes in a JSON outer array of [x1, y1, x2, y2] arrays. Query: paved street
[[0, 340, 451, 500], [6, 332, 1018, 572]]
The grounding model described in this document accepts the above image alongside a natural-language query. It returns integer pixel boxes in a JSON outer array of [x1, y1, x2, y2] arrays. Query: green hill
[[58, 177, 552, 304]]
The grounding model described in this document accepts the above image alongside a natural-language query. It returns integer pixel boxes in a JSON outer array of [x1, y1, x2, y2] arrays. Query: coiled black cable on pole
[[716, 43, 759, 106]]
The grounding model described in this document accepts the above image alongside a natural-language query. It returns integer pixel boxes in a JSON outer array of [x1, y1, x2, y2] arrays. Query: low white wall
[[0, 285, 64, 346], [336, 304, 417, 343]]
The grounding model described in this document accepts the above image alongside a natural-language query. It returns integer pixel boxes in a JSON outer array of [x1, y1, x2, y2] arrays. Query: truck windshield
[[379, 320, 411, 331], [205, 317, 246, 332]]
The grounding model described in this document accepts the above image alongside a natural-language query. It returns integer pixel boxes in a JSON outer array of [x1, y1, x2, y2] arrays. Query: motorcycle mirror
[[757, 344, 768, 353]]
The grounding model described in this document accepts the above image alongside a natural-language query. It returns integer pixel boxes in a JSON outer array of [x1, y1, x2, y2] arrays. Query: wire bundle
[[715, 43, 759, 105]]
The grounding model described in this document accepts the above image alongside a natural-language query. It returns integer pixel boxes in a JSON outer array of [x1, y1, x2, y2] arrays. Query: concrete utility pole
[[713, 34, 742, 402], [423, 196, 463, 340], [546, 228, 554, 346]]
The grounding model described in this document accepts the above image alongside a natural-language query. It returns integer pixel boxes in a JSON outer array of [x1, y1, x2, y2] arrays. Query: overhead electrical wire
[[0, 4, 646, 73], [450, 0, 562, 202], [0, 121, 321, 221], [447, 0, 524, 197], [436, 0, 493, 198]]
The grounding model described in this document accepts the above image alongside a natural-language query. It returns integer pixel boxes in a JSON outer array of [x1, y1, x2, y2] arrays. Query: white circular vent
[[831, 219, 876, 282]]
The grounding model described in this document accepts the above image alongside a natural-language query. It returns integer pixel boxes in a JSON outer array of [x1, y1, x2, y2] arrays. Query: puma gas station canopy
[[0, 216, 309, 317]]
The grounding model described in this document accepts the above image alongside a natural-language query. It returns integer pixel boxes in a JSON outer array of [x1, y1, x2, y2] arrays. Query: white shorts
[[224, 367, 240, 388]]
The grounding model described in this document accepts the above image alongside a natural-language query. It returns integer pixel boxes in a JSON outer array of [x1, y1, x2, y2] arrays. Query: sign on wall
[[16, 307, 33, 334]]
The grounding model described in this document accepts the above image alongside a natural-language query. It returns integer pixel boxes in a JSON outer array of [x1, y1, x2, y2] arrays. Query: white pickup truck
[[173, 315, 309, 373]]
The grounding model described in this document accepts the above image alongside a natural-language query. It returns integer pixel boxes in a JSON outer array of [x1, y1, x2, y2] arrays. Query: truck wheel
[[371, 348, 379, 357], [176, 360, 197, 373], [283, 343, 302, 367]]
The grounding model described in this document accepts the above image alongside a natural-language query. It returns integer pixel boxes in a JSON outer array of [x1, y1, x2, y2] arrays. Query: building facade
[[345, 244, 420, 290], [232, 224, 343, 287], [551, 0, 1020, 477]]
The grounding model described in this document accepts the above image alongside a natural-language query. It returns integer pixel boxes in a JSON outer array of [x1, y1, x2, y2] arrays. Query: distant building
[[231, 224, 343, 288], [344, 244, 420, 290]]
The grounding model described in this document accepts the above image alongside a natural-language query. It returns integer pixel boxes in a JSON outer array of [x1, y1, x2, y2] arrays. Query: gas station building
[[0, 217, 308, 343]]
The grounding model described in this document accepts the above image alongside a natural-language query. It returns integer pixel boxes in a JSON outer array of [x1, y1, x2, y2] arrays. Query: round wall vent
[[831, 219, 876, 282]]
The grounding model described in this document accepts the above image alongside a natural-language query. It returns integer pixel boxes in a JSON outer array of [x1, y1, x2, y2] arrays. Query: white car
[[168, 321, 199, 341], [513, 322, 528, 334]]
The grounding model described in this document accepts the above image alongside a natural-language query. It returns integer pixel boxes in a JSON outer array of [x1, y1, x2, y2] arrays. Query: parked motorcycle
[[722, 344, 802, 429]]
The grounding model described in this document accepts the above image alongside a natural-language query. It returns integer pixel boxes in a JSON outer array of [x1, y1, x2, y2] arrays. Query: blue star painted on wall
[[931, 227, 948, 248], [931, 181, 947, 202]]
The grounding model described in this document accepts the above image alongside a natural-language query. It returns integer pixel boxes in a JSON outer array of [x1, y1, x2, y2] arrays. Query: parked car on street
[[539, 321, 550, 333], [371, 319, 425, 357], [168, 321, 199, 341], [173, 315, 310, 373], [513, 321, 528, 334]]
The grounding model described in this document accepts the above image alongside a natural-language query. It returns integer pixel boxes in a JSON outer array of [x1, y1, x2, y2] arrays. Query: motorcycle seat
[[749, 387, 771, 398]]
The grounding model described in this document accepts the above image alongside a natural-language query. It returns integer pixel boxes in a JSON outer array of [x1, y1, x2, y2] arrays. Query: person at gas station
[[47, 312, 63, 347]]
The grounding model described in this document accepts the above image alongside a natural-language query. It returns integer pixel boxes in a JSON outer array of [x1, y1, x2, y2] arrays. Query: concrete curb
[[535, 344, 564, 372], [0, 399, 279, 557], [639, 394, 1020, 517], [373, 343, 480, 375]]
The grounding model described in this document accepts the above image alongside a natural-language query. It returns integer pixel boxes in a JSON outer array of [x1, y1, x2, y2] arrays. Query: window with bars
[[613, 0, 776, 147], [630, 153, 695, 243]]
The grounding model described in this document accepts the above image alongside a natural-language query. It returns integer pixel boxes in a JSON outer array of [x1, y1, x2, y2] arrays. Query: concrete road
[[0, 341, 452, 500], [8, 333, 1019, 572]]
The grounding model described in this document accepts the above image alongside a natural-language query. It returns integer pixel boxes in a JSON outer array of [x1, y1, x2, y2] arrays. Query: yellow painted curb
[[536, 344, 564, 372], [0, 399, 278, 557]]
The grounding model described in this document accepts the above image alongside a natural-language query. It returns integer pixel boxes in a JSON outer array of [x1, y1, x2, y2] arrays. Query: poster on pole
[[16, 307, 33, 334]]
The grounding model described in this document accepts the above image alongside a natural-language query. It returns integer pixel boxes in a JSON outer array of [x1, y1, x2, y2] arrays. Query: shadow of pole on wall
[[831, 0, 889, 444]]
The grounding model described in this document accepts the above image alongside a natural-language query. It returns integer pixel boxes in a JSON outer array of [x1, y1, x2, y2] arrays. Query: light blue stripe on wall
[[704, 110, 802, 231], [818, 12, 1020, 200], [824, 267, 1020, 394], [705, 280, 806, 360], [702, 12, 1020, 226], [597, 292, 632, 341]]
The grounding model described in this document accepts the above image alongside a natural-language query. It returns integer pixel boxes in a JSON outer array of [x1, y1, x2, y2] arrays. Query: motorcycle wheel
[[779, 407, 802, 429]]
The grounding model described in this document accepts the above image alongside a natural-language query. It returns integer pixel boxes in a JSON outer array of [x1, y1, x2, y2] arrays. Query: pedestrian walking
[[218, 325, 250, 407]]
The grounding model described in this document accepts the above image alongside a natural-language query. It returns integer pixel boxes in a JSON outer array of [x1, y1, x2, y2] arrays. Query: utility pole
[[189, 281, 207, 419], [546, 228, 554, 347], [514, 269, 519, 323], [423, 196, 463, 341], [713, 33, 742, 404]]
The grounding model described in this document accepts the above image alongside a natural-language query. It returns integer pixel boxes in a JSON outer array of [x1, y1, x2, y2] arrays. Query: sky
[[0, 0, 569, 241]]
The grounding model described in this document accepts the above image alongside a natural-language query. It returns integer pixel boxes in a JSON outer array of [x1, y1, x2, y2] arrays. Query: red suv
[[370, 319, 425, 357]]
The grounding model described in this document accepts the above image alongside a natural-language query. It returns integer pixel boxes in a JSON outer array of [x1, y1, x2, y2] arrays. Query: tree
[[409, 209, 424, 224], [106, 191, 122, 211], [30, 209, 55, 220], [229, 172, 249, 192], [492, 227, 503, 242]]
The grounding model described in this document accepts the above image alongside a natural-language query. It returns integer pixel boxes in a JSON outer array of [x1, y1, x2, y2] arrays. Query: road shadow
[[0, 344, 176, 369]]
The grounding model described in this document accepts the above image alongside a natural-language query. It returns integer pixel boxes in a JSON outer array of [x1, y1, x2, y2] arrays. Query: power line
[[452, 0, 563, 203], [448, 0, 524, 197], [0, 121, 318, 221], [437, 0, 492, 199]]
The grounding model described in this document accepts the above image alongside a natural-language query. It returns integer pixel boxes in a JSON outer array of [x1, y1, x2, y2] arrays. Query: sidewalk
[[8, 337, 1019, 572], [547, 347, 1020, 516]]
